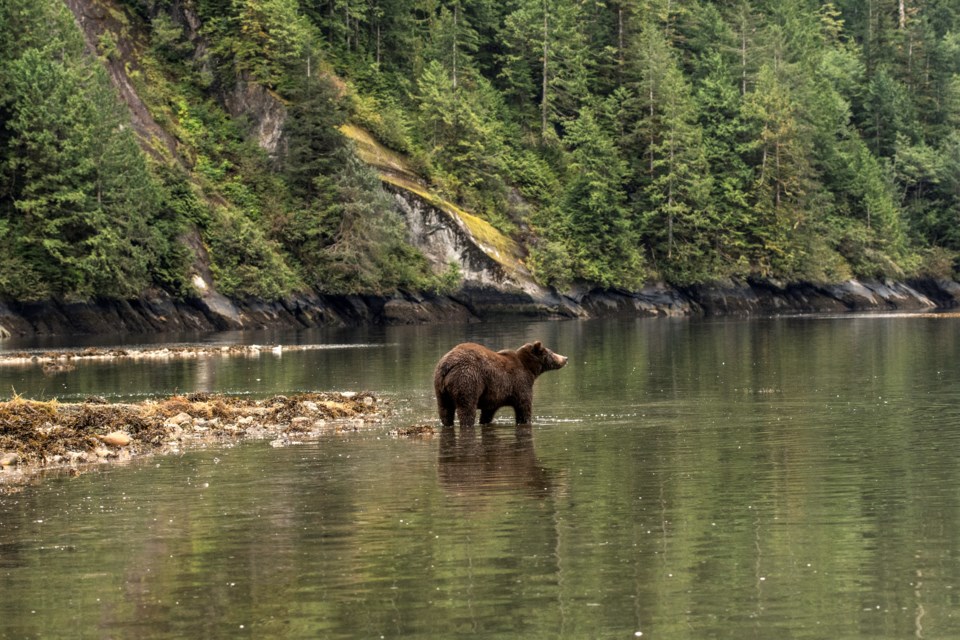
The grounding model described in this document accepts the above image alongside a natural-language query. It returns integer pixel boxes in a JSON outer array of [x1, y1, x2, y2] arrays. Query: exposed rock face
[[389, 186, 582, 320], [389, 187, 534, 290], [907, 279, 960, 307], [62, 0, 180, 160], [222, 79, 287, 156], [684, 278, 942, 315], [0, 276, 957, 338], [574, 285, 694, 317]]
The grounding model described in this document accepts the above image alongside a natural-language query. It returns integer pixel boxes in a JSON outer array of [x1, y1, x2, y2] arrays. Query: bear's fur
[[433, 341, 568, 427]]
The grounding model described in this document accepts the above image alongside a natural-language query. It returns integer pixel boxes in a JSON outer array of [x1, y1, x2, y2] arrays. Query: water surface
[[2, 316, 960, 638]]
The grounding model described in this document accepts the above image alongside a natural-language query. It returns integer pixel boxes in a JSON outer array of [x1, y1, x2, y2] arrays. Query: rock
[[222, 77, 287, 155], [167, 412, 193, 426], [100, 431, 131, 447], [289, 416, 311, 430], [390, 423, 436, 437], [302, 401, 319, 413], [0, 452, 19, 467]]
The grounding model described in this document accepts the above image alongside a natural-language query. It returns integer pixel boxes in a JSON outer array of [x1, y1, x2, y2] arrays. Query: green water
[[2, 316, 960, 638]]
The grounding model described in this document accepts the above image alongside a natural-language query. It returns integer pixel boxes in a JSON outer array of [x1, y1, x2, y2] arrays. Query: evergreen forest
[[2, 0, 959, 302]]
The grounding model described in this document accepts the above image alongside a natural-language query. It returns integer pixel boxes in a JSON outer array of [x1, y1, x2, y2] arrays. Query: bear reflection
[[438, 425, 554, 497]]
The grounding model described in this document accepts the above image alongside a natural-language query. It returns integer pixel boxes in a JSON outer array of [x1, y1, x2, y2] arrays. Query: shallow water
[[2, 316, 960, 638]]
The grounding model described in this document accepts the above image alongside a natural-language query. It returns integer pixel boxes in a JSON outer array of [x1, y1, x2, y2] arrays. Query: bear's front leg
[[479, 408, 497, 424], [513, 400, 532, 425]]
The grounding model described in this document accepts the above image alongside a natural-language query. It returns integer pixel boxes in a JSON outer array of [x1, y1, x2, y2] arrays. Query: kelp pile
[[0, 392, 387, 491]]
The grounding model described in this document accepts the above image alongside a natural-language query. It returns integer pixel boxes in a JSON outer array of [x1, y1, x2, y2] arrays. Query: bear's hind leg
[[437, 394, 456, 427], [479, 408, 497, 424]]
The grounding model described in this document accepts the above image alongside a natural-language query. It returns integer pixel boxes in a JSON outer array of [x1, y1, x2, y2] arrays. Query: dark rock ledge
[[0, 277, 956, 339]]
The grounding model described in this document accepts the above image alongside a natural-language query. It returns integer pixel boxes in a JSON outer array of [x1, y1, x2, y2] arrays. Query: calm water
[[2, 316, 960, 639]]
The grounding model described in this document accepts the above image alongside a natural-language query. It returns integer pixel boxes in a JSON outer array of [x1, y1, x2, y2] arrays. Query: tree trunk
[[541, 1, 549, 138], [617, 5, 624, 81], [452, 4, 458, 90]]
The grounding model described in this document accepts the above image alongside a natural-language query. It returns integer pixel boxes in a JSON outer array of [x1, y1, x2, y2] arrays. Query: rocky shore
[[0, 277, 958, 338], [0, 392, 389, 493]]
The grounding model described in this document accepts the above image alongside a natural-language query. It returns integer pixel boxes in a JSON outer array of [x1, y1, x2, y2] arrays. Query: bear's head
[[519, 341, 568, 375]]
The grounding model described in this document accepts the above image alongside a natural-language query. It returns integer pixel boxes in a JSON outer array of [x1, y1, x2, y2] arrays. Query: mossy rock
[[341, 124, 528, 278]]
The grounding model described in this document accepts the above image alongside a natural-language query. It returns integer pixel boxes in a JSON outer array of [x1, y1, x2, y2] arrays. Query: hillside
[[1, 0, 960, 334]]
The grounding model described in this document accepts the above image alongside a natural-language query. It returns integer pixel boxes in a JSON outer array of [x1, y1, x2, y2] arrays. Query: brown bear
[[434, 341, 568, 427]]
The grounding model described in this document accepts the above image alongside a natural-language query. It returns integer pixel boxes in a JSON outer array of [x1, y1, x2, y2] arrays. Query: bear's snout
[[553, 353, 568, 369]]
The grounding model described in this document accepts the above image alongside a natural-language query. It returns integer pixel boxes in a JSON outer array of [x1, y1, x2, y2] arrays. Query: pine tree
[[280, 71, 348, 201], [560, 107, 645, 289], [624, 23, 713, 282], [695, 52, 753, 275], [2, 48, 166, 299], [741, 61, 820, 276], [498, 0, 590, 140]]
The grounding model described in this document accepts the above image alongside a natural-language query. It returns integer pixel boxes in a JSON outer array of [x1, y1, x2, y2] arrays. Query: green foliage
[[204, 205, 300, 299], [204, 0, 315, 91], [280, 72, 348, 200], [272, 155, 438, 294], [0, 11, 184, 301], [4, 0, 960, 307], [347, 90, 413, 155], [540, 107, 646, 289]]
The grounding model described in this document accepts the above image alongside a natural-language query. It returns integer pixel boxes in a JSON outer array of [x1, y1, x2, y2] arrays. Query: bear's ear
[[532, 340, 543, 352]]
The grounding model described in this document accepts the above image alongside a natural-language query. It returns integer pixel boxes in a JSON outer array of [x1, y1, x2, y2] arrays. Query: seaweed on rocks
[[0, 392, 390, 492]]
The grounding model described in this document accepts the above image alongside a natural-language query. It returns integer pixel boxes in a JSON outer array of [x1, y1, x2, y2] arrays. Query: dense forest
[[1, 0, 959, 302]]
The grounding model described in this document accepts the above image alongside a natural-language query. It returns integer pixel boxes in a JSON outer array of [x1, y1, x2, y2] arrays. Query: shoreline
[[0, 392, 397, 494], [0, 343, 372, 374], [1, 277, 958, 339]]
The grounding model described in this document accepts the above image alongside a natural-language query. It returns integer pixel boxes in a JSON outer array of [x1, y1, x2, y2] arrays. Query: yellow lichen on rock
[[340, 124, 420, 182], [341, 124, 528, 278]]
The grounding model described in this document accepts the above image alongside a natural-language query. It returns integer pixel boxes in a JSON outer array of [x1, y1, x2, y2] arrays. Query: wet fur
[[434, 341, 568, 427]]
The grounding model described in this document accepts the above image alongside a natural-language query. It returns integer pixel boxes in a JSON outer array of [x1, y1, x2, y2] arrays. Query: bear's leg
[[479, 408, 497, 424], [456, 405, 478, 428], [437, 397, 457, 427], [513, 400, 533, 425], [437, 393, 456, 427]]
